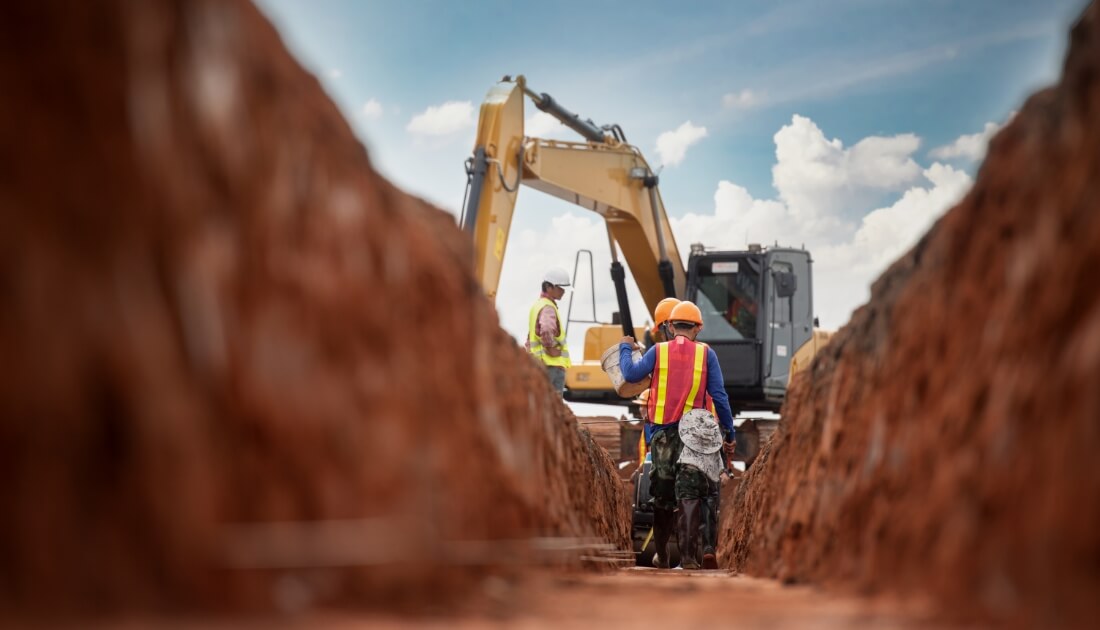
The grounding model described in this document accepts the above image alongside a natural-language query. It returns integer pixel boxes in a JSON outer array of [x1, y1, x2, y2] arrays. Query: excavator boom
[[522, 138, 685, 309], [461, 79, 525, 303], [462, 76, 684, 330]]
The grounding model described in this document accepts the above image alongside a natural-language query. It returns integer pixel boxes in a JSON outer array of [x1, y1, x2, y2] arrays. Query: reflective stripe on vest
[[527, 297, 571, 368], [647, 336, 709, 426]]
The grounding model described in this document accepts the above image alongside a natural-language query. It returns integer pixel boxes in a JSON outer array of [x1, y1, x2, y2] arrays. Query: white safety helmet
[[543, 266, 571, 287]]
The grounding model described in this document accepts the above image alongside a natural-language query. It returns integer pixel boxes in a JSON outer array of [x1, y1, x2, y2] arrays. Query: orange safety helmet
[[669, 301, 704, 329], [652, 297, 681, 335]]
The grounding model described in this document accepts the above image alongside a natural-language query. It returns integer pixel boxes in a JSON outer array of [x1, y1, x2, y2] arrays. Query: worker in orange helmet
[[651, 297, 680, 343], [619, 300, 735, 570]]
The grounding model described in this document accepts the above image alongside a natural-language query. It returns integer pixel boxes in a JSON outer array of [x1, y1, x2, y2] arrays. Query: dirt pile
[[720, 3, 1100, 627], [0, 0, 627, 618]]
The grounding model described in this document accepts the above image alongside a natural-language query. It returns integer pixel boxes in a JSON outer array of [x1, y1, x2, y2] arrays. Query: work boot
[[677, 499, 702, 570], [702, 552, 718, 570], [652, 506, 675, 568], [702, 492, 719, 569]]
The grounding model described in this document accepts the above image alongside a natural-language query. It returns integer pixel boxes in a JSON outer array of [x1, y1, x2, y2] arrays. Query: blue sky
[[256, 0, 1085, 346]]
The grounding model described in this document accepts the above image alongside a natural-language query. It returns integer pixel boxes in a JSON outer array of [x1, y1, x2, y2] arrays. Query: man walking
[[619, 301, 736, 569], [527, 267, 572, 395]]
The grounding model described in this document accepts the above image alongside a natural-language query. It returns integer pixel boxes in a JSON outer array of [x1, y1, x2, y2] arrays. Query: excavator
[[461, 75, 831, 566], [461, 75, 829, 454]]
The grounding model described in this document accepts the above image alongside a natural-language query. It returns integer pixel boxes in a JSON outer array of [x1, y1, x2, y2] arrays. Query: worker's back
[[648, 336, 710, 427]]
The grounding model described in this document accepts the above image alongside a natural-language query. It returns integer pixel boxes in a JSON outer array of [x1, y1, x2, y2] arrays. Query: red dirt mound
[[721, 3, 1100, 627], [0, 0, 627, 618]]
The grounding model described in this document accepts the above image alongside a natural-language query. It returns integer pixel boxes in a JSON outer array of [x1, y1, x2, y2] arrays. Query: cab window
[[692, 258, 761, 341]]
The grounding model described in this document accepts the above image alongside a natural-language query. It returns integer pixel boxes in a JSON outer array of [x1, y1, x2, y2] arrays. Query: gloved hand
[[723, 440, 737, 457], [620, 335, 635, 346]]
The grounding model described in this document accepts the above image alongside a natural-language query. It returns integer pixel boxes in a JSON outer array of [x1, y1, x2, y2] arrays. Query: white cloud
[[929, 119, 1006, 161], [406, 101, 475, 136], [722, 89, 761, 110], [772, 115, 922, 220], [360, 98, 383, 120], [526, 111, 570, 139], [842, 162, 971, 273], [655, 121, 708, 167], [671, 115, 972, 328], [326, 68, 342, 80]]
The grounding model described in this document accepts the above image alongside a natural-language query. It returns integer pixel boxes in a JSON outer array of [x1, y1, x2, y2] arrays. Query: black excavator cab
[[684, 246, 815, 414]]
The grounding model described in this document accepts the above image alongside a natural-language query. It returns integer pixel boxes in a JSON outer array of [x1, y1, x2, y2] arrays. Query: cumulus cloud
[[360, 98, 383, 120], [722, 89, 761, 110], [843, 162, 971, 273], [406, 100, 474, 136], [929, 119, 1006, 161], [673, 115, 972, 327], [655, 121, 708, 167], [772, 115, 922, 220]]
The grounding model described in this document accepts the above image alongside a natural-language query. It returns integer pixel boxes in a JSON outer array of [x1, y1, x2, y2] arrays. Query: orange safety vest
[[647, 336, 716, 426]]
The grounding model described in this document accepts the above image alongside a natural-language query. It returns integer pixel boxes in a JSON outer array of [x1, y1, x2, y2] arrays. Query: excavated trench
[[2, 0, 1099, 627]]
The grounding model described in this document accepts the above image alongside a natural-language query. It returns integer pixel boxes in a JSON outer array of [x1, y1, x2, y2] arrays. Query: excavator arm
[[461, 76, 685, 333], [463, 77, 833, 420]]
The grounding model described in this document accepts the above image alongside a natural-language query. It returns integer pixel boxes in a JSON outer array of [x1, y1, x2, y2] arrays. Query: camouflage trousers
[[675, 464, 719, 501], [677, 463, 721, 556], [650, 425, 722, 508], [648, 425, 683, 511]]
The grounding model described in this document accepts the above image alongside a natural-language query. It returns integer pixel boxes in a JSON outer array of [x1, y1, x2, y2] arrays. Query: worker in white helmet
[[526, 267, 572, 394]]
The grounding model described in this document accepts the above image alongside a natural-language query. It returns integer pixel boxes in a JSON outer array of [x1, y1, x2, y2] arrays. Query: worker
[[651, 297, 680, 344], [526, 266, 572, 394], [618, 301, 736, 569]]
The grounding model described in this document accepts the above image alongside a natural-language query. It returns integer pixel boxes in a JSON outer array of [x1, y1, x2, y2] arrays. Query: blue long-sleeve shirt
[[620, 341, 736, 443]]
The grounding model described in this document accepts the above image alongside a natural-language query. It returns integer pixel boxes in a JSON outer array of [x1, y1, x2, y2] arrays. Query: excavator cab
[[685, 246, 815, 413]]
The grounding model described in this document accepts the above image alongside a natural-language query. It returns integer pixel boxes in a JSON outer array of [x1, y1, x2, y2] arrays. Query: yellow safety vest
[[528, 297, 571, 368]]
